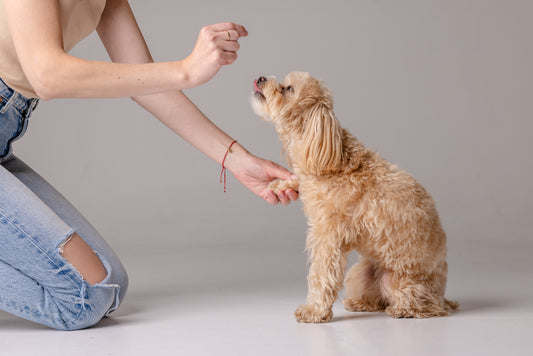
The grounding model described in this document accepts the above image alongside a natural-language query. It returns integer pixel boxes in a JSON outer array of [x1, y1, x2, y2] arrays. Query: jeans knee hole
[[58, 232, 108, 286]]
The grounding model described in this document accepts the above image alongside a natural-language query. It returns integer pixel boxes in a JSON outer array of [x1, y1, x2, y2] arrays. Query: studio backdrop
[[13, 0, 532, 253]]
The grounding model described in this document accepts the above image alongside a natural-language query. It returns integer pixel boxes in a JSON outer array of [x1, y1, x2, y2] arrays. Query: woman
[[0, 0, 298, 330]]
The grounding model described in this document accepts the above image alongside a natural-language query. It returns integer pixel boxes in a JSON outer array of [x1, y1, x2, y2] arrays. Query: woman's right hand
[[180, 22, 248, 89]]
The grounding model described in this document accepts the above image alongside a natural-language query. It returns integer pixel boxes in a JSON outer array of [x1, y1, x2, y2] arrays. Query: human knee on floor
[[58, 232, 128, 301], [51, 308, 105, 331], [45, 281, 119, 331], [49, 234, 127, 331]]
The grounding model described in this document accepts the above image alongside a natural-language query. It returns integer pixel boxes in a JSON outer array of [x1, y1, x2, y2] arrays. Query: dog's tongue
[[253, 79, 261, 93]]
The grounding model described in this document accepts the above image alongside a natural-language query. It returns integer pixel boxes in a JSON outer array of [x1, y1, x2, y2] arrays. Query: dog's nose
[[257, 76, 267, 84]]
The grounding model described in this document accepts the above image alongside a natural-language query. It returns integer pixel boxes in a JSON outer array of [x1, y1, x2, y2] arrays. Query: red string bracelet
[[220, 140, 238, 193]]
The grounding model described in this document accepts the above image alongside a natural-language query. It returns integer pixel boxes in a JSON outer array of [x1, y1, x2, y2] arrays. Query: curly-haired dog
[[251, 72, 458, 323]]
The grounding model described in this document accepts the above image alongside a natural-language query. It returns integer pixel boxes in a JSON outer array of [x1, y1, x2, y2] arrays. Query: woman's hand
[[180, 22, 248, 89], [234, 157, 299, 206], [225, 145, 299, 206]]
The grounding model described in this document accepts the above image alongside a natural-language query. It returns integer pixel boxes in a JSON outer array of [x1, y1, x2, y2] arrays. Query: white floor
[[1, 238, 532, 356]]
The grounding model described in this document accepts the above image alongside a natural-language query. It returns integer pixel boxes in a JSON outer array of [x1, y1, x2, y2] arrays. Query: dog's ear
[[301, 103, 343, 175]]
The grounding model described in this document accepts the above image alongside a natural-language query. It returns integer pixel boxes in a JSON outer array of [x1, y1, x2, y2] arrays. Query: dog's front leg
[[295, 233, 347, 323]]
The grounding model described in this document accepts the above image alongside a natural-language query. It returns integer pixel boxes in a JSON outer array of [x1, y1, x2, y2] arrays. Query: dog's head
[[251, 71, 343, 175]]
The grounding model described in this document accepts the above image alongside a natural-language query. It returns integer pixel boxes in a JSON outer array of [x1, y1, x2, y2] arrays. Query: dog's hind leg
[[343, 258, 388, 312], [381, 269, 451, 318]]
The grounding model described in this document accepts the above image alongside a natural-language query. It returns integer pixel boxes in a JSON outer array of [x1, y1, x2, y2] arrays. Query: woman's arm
[[95, 0, 240, 167], [95, 0, 297, 205], [4, 0, 296, 204], [133, 89, 298, 205], [2, 0, 245, 100], [96, 0, 297, 204]]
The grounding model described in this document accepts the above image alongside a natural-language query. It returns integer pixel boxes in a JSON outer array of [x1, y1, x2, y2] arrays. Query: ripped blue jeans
[[0, 78, 128, 330]]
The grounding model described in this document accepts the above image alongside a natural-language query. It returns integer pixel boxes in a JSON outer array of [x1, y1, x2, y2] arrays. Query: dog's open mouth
[[253, 79, 266, 100]]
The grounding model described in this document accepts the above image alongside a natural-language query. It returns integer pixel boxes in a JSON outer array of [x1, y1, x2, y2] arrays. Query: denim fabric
[[0, 79, 128, 330], [0, 78, 38, 164]]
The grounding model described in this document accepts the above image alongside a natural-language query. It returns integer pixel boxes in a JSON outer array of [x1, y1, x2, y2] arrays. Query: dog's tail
[[445, 298, 460, 310]]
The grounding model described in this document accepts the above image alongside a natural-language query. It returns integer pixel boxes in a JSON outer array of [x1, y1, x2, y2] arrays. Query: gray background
[[4, 1, 533, 354], [15, 0, 532, 249]]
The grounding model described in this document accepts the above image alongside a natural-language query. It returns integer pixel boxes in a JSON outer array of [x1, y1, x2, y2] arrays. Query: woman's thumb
[[269, 161, 297, 181]]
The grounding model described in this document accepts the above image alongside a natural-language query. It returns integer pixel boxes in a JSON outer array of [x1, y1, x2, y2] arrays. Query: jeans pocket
[[0, 93, 12, 115], [0, 105, 24, 161], [0, 93, 7, 114]]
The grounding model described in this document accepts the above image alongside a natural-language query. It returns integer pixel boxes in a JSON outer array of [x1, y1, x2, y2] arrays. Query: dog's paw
[[294, 304, 333, 323], [343, 297, 387, 312], [268, 178, 299, 193], [385, 306, 450, 319], [343, 297, 386, 312]]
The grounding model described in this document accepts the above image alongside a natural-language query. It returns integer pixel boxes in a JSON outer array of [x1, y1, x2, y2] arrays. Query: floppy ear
[[301, 103, 344, 175]]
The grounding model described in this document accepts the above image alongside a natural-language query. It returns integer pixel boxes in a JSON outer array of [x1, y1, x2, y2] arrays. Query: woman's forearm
[[132, 90, 250, 167], [134, 88, 298, 205], [34, 53, 188, 100]]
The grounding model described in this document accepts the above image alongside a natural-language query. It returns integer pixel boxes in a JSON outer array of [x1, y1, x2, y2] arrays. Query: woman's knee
[[60, 232, 129, 309], [51, 242, 129, 331], [49, 281, 121, 331]]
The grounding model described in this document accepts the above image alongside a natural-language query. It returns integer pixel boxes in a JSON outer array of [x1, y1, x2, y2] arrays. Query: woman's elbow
[[30, 71, 61, 101], [25, 55, 69, 100]]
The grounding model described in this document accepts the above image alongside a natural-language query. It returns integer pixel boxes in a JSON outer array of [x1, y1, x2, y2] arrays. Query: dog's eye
[[283, 86, 294, 94]]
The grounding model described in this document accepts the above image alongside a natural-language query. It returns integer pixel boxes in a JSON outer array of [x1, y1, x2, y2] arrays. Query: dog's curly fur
[[251, 72, 458, 323]]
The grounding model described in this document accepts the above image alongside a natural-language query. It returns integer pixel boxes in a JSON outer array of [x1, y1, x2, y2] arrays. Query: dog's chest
[[298, 177, 365, 221]]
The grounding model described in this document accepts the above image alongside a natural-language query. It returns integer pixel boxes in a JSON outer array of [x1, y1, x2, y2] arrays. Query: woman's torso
[[0, 0, 107, 98]]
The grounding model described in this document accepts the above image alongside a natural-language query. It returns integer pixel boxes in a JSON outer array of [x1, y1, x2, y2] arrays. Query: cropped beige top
[[0, 0, 106, 98]]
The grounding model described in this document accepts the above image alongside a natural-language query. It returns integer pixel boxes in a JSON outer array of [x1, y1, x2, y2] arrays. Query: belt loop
[[0, 91, 18, 114], [25, 98, 39, 118]]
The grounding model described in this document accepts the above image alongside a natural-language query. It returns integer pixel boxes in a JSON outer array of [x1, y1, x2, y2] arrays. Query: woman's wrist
[[223, 142, 253, 175], [172, 60, 193, 90]]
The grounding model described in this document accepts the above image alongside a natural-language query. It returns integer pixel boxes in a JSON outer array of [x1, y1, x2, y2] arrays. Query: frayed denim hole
[[54, 228, 87, 288], [55, 233, 111, 324], [92, 252, 121, 315], [57, 234, 119, 318], [57, 228, 76, 253]]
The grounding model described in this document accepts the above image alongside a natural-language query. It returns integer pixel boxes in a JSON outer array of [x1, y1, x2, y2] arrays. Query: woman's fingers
[[220, 38, 240, 52], [224, 29, 240, 41], [215, 29, 240, 61], [285, 188, 299, 201], [277, 190, 291, 206], [265, 191, 280, 205], [221, 51, 238, 65], [182, 22, 247, 87], [210, 22, 248, 37], [265, 189, 299, 206]]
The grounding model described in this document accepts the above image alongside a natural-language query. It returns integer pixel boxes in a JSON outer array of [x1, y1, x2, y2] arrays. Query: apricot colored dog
[[251, 72, 458, 323]]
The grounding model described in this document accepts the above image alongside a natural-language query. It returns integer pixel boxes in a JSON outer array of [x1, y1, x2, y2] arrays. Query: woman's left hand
[[226, 149, 298, 205], [180, 22, 248, 89]]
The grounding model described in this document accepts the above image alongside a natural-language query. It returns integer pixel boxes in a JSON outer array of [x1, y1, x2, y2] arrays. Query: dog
[[251, 72, 458, 323]]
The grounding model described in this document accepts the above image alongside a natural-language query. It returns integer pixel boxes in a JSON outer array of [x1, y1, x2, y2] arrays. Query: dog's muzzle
[[253, 76, 267, 100]]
